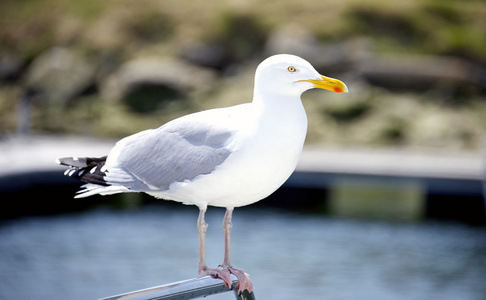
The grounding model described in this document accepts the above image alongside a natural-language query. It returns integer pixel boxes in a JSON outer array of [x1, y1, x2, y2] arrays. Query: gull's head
[[254, 54, 348, 98]]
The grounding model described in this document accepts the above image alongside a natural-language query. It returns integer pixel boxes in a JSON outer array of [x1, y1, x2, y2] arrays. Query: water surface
[[1, 206, 485, 300]]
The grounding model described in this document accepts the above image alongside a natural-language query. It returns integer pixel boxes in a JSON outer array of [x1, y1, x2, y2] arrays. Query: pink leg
[[197, 208, 233, 287], [220, 207, 253, 294]]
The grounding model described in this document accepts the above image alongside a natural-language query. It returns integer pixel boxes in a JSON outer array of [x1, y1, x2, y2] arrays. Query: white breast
[[150, 98, 308, 209]]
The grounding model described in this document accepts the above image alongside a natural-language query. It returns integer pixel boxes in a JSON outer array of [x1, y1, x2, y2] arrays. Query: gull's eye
[[287, 66, 297, 73]]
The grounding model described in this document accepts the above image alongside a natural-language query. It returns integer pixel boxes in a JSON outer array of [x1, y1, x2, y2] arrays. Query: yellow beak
[[300, 75, 348, 93]]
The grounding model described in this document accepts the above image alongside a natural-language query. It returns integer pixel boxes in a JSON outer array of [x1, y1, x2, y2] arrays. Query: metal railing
[[99, 275, 255, 300]]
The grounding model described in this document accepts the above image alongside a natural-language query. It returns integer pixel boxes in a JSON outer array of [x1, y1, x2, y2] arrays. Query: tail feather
[[75, 184, 129, 198], [56, 157, 88, 168], [57, 155, 109, 187]]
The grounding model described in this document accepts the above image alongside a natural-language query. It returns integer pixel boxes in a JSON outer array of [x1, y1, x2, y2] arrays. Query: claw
[[226, 266, 253, 295], [199, 266, 253, 294], [199, 267, 233, 288]]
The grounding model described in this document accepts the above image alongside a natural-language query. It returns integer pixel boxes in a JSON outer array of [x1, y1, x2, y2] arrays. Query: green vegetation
[[1, 0, 485, 151]]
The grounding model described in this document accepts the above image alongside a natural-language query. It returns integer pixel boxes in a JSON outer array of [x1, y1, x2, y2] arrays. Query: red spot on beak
[[333, 87, 343, 93]]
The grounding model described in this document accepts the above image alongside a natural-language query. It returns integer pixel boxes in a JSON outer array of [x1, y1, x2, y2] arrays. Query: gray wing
[[109, 117, 234, 191]]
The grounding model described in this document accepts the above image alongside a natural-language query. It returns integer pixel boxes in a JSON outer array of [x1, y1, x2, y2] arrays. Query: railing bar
[[98, 275, 255, 300]]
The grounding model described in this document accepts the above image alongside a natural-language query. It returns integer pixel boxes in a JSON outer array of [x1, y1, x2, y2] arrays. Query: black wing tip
[[59, 156, 110, 186], [56, 157, 88, 168]]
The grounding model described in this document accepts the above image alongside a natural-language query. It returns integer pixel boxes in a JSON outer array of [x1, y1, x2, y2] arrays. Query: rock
[[264, 24, 348, 72], [0, 52, 24, 82], [102, 57, 216, 113], [179, 43, 230, 71], [265, 24, 318, 59], [24, 47, 96, 104], [356, 53, 486, 94]]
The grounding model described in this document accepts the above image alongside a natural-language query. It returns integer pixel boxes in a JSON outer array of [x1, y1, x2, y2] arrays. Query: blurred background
[[1, 0, 485, 299]]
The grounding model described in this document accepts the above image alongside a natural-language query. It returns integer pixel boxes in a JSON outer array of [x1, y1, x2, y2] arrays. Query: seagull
[[56, 54, 348, 294]]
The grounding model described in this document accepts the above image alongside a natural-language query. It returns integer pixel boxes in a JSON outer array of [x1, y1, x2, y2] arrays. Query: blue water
[[0, 206, 485, 300]]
